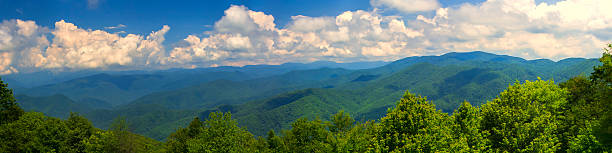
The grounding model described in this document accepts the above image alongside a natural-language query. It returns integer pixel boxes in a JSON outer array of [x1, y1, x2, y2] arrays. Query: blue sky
[[1, 0, 610, 74], [1, 0, 484, 44]]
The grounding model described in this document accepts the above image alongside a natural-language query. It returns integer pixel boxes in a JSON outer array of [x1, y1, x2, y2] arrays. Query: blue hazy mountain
[[11, 60, 387, 107]]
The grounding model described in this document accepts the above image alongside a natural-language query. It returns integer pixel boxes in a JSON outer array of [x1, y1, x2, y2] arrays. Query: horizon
[[0, 50, 599, 76]]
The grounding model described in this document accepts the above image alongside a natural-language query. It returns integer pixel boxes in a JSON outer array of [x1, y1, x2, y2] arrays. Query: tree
[[0, 77, 23, 125], [166, 117, 203, 153], [111, 117, 139, 153], [84, 117, 141, 153], [83, 130, 118, 153], [282, 117, 331, 153], [451, 101, 489, 152], [592, 45, 612, 148], [0, 112, 68, 152], [334, 120, 377, 153], [266, 130, 285, 152], [568, 121, 607, 152], [558, 76, 606, 151], [62, 112, 95, 153], [480, 79, 567, 152], [327, 110, 355, 134], [559, 45, 612, 151], [374, 91, 454, 152], [186, 112, 256, 153]]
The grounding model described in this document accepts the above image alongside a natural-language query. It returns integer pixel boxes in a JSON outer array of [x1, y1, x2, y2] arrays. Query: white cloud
[[43, 20, 169, 69], [288, 15, 335, 32], [371, 0, 440, 13], [0, 52, 17, 75], [248, 10, 276, 31], [214, 5, 259, 33], [225, 34, 252, 50], [415, 0, 611, 59], [0, 19, 170, 74], [16, 20, 38, 37], [138, 25, 170, 65], [87, 0, 100, 9], [0, 19, 49, 73], [169, 6, 427, 68], [105, 24, 126, 30]]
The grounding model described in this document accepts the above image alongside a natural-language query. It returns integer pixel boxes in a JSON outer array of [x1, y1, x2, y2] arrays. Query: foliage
[[282, 117, 332, 153], [480, 79, 566, 152], [374, 91, 454, 152], [164, 112, 260, 153], [1, 77, 23, 125], [592, 45, 612, 147], [0, 79, 164, 153], [451, 101, 489, 152]]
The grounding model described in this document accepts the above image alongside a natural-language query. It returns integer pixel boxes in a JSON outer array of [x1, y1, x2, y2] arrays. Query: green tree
[[186, 112, 256, 153], [327, 110, 355, 134], [282, 117, 331, 153], [558, 45, 612, 151], [559, 76, 606, 151], [111, 117, 139, 153], [568, 121, 607, 153], [83, 130, 119, 153], [335, 120, 377, 153], [62, 112, 95, 153], [166, 117, 203, 153], [0, 77, 23, 125], [592, 45, 612, 148], [0, 112, 68, 152], [266, 130, 286, 152], [451, 101, 489, 152], [84, 117, 143, 153], [480, 79, 566, 152], [374, 91, 454, 152]]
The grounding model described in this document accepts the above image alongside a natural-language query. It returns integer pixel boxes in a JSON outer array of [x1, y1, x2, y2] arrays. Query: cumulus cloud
[[416, 0, 611, 59], [44, 20, 170, 69], [0, 52, 17, 75], [167, 5, 427, 68], [0, 19, 48, 74], [371, 0, 440, 13], [0, 19, 169, 74]]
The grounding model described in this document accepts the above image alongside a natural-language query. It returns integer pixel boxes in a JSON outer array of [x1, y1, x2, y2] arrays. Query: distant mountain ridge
[[12, 60, 387, 106], [3, 60, 388, 89]]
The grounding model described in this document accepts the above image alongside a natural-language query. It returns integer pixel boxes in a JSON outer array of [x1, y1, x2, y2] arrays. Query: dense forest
[[1, 46, 611, 152]]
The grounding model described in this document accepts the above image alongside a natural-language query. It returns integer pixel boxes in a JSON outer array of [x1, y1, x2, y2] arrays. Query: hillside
[[200, 52, 600, 135], [12, 61, 384, 107], [83, 68, 353, 140], [15, 94, 95, 118], [8, 51, 600, 140]]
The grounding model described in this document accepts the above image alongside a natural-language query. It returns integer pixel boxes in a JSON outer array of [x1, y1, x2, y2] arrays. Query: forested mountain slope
[[209, 56, 599, 135]]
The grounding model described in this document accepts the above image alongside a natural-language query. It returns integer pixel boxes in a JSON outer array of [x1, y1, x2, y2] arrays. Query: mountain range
[[8, 51, 599, 140]]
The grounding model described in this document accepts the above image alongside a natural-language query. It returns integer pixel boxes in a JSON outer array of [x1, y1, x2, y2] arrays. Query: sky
[[0, 0, 610, 74]]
